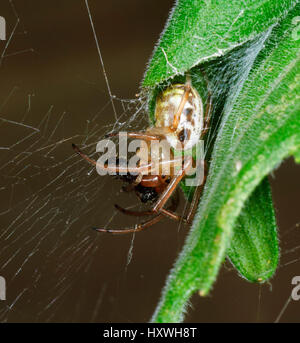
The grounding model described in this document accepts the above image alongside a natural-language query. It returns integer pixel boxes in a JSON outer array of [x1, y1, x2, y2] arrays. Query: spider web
[[0, 0, 153, 322], [0, 0, 299, 323]]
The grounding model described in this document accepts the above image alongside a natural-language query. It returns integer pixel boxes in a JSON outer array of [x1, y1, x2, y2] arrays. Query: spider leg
[[154, 184, 204, 224], [159, 182, 205, 224], [171, 83, 191, 130], [159, 208, 187, 223], [117, 173, 205, 225], [152, 156, 193, 213], [106, 132, 160, 141], [114, 204, 153, 217], [150, 160, 206, 225], [184, 161, 207, 224], [114, 188, 181, 218], [72, 143, 152, 174], [94, 193, 179, 234], [73, 143, 186, 176], [199, 67, 212, 138], [200, 92, 212, 138], [93, 214, 164, 234]]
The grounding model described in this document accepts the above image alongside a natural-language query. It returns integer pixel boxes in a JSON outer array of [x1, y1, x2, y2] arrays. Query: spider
[[72, 72, 212, 234]]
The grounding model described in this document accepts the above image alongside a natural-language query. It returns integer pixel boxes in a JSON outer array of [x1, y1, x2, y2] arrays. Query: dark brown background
[[0, 0, 299, 322]]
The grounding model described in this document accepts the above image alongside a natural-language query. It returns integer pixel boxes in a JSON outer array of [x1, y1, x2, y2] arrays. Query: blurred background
[[0, 0, 299, 322]]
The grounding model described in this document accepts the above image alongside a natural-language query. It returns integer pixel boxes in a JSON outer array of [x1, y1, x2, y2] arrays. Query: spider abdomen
[[154, 83, 203, 150]]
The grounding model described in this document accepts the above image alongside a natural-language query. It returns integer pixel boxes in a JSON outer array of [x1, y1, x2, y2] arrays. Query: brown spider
[[72, 73, 211, 234]]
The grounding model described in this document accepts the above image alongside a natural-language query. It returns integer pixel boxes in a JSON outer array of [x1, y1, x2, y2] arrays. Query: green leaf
[[294, 149, 300, 163], [150, 2, 300, 323], [181, 175, 279, 283], [143, 0, 297, 87], [227, 177, 279, 282], [182, 176, 279, 283]]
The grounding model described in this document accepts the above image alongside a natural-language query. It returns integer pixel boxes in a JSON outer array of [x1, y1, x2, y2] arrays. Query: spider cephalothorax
[[72, 72, 211, 234]]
